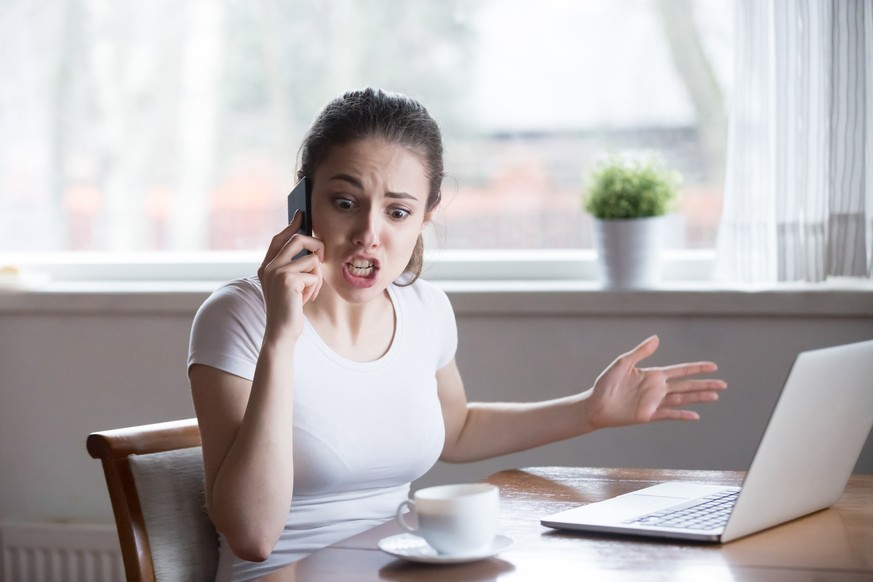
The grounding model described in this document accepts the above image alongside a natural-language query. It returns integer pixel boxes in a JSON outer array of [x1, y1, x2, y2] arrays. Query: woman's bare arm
[[190, 336, 296, 562], [438, 336, 727, 463], [190, 216, 322, 562]]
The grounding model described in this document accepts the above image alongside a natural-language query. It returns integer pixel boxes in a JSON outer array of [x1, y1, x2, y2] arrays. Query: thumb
[[624, 335, 660, 367]]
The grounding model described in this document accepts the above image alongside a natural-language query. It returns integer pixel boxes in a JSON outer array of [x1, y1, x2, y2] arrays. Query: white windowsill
[[0, 249, 712, 282], [1, 250, 871, 317]]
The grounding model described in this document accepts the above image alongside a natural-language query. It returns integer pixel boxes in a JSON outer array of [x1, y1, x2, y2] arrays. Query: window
[[0, 0, 732, 257]]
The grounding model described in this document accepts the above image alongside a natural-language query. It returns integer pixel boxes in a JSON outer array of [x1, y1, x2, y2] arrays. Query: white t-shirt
[[188, 277, 457, 582]]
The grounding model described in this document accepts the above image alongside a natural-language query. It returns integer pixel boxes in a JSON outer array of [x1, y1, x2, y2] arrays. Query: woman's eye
[[334, 198, 354, 211], [388, 208, 411, 220]]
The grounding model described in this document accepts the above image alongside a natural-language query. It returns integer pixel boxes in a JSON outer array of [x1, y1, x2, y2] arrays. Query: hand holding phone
[[287, 177, 312, 259]]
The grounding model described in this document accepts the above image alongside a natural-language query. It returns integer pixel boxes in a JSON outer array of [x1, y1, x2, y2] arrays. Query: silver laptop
[[541, 339, 873, 543]]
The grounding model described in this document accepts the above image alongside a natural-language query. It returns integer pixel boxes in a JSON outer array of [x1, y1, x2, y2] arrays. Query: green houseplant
[[584, 154, 680, 219], [583, 155, 682, 288]]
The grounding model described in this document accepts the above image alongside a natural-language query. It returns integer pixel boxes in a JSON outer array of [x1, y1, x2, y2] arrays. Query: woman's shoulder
[[391, 278, 453, 318], [392, 279, 457, 365], [196, 276, 265, 321], [393, 278, 449, 304], [189, 276, 265, 377], [207, 276, 263, 303]]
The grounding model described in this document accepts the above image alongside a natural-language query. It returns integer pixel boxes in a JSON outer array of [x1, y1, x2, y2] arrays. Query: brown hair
[[297, 88, 444, 285]]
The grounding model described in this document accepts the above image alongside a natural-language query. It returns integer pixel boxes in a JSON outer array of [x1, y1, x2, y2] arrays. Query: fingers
[[657, 361, 719, 379], [269, 237, 322, 272], [654, 379, 726, 422], [258, 217, 304, 279], [271, 219, 325, 266], [264, 252, 323, 301], [653, 409, 701, 422], [259, 219, 324, 310], [650, 388, 712, 421], [277, 211, 305, 252], [665, 377, 727, 392], [661, 388, 722, 407], [259, 224, 324, 279], [301, 260, 323, 304]]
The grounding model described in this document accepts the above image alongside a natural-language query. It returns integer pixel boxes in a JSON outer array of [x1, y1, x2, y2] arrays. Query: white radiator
[[0, 521, 123, 582]]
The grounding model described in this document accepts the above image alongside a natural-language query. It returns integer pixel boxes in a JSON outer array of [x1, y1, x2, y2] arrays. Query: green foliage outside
[[583, 154, 681, 219]]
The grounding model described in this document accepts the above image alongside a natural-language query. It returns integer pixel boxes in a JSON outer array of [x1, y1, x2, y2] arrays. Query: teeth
[[349, 259, 375, 277]]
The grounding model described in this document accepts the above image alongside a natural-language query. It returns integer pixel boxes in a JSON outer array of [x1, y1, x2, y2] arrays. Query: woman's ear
[[420, 208, 435, 233]]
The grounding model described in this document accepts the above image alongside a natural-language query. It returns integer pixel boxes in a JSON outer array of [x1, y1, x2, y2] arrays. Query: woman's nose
[[352, 211, 381, 248]]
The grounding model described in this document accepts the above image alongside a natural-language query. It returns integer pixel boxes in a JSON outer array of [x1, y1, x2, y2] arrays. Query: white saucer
[[377, 533, 513, 564]]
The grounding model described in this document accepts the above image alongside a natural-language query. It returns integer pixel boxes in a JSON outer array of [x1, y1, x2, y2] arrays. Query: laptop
[[541, 339, 873, 543]]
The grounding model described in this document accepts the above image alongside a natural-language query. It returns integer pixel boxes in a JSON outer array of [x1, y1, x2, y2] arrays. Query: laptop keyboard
[[625, 489, 739, 531]]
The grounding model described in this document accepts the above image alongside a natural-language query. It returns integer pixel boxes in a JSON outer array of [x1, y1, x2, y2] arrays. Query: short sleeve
[[187, 278, 267, 381], [431, 285, 458, 371], [398, 279, 457, 371]]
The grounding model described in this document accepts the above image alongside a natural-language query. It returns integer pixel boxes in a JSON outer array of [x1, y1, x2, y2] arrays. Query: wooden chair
[[86, 418, 219, 582]]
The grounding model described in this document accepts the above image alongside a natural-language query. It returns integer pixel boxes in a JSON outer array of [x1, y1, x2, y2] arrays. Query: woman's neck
[[303, 285, 396, 362]]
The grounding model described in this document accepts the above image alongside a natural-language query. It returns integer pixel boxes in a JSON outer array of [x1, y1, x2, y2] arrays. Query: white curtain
[[716, 0, 873, 283]]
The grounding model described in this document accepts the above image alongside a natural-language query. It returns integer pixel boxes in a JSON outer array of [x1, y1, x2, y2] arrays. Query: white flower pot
[[592, 216, 665, 289]]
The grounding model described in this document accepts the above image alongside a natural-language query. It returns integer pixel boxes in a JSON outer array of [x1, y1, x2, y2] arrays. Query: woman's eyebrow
[[385, 191, 418, 201], [328, 173, 364, 189], [328, 173, 419, 201]]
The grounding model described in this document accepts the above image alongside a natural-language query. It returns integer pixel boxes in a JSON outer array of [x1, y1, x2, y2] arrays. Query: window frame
[[0, 249, 715, 285]]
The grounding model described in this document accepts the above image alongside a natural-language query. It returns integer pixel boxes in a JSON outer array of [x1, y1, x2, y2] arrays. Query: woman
[[188, 88, 726, 581]]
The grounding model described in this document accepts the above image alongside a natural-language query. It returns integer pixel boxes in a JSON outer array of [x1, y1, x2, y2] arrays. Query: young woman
[[188, 88, 727, 581]]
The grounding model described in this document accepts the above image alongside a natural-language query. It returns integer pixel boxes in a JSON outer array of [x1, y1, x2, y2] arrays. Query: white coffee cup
[[396, 483, 499, 555]]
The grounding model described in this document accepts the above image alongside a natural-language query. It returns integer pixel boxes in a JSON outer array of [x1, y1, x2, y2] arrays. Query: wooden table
[[269, 467, 873, 581]]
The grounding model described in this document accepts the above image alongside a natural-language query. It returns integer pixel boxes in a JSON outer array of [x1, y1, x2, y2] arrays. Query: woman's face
[[310, 138, 432, 303]]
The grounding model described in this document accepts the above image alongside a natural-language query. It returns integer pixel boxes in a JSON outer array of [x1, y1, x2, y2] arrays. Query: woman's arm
[[190, 216, 322, 562], [190, 349, 296, 562], [438, 335, 727, 463]]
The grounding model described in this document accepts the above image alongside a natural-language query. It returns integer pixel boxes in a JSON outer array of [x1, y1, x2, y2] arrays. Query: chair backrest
[[86, 418, 219, 582]]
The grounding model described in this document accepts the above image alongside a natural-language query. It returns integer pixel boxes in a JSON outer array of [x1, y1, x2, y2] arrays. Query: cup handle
[[396, 499, 418, 533]]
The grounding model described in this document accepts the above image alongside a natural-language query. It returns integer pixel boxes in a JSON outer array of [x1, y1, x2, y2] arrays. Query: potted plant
[[583, 154, 681, 289]]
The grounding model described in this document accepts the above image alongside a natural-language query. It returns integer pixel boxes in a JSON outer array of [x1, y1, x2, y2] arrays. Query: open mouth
[[347, 258, 377, 278]]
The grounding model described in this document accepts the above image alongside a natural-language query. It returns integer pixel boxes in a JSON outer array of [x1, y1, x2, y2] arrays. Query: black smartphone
[[287, 177, 312, 234], [287, 177, 312, 258]]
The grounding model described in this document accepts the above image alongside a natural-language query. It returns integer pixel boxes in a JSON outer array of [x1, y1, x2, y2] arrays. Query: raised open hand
[[584, 336, 727, 430]]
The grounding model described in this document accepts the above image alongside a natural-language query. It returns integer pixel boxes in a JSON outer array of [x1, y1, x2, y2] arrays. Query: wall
[[0, 286, 871, 526]]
